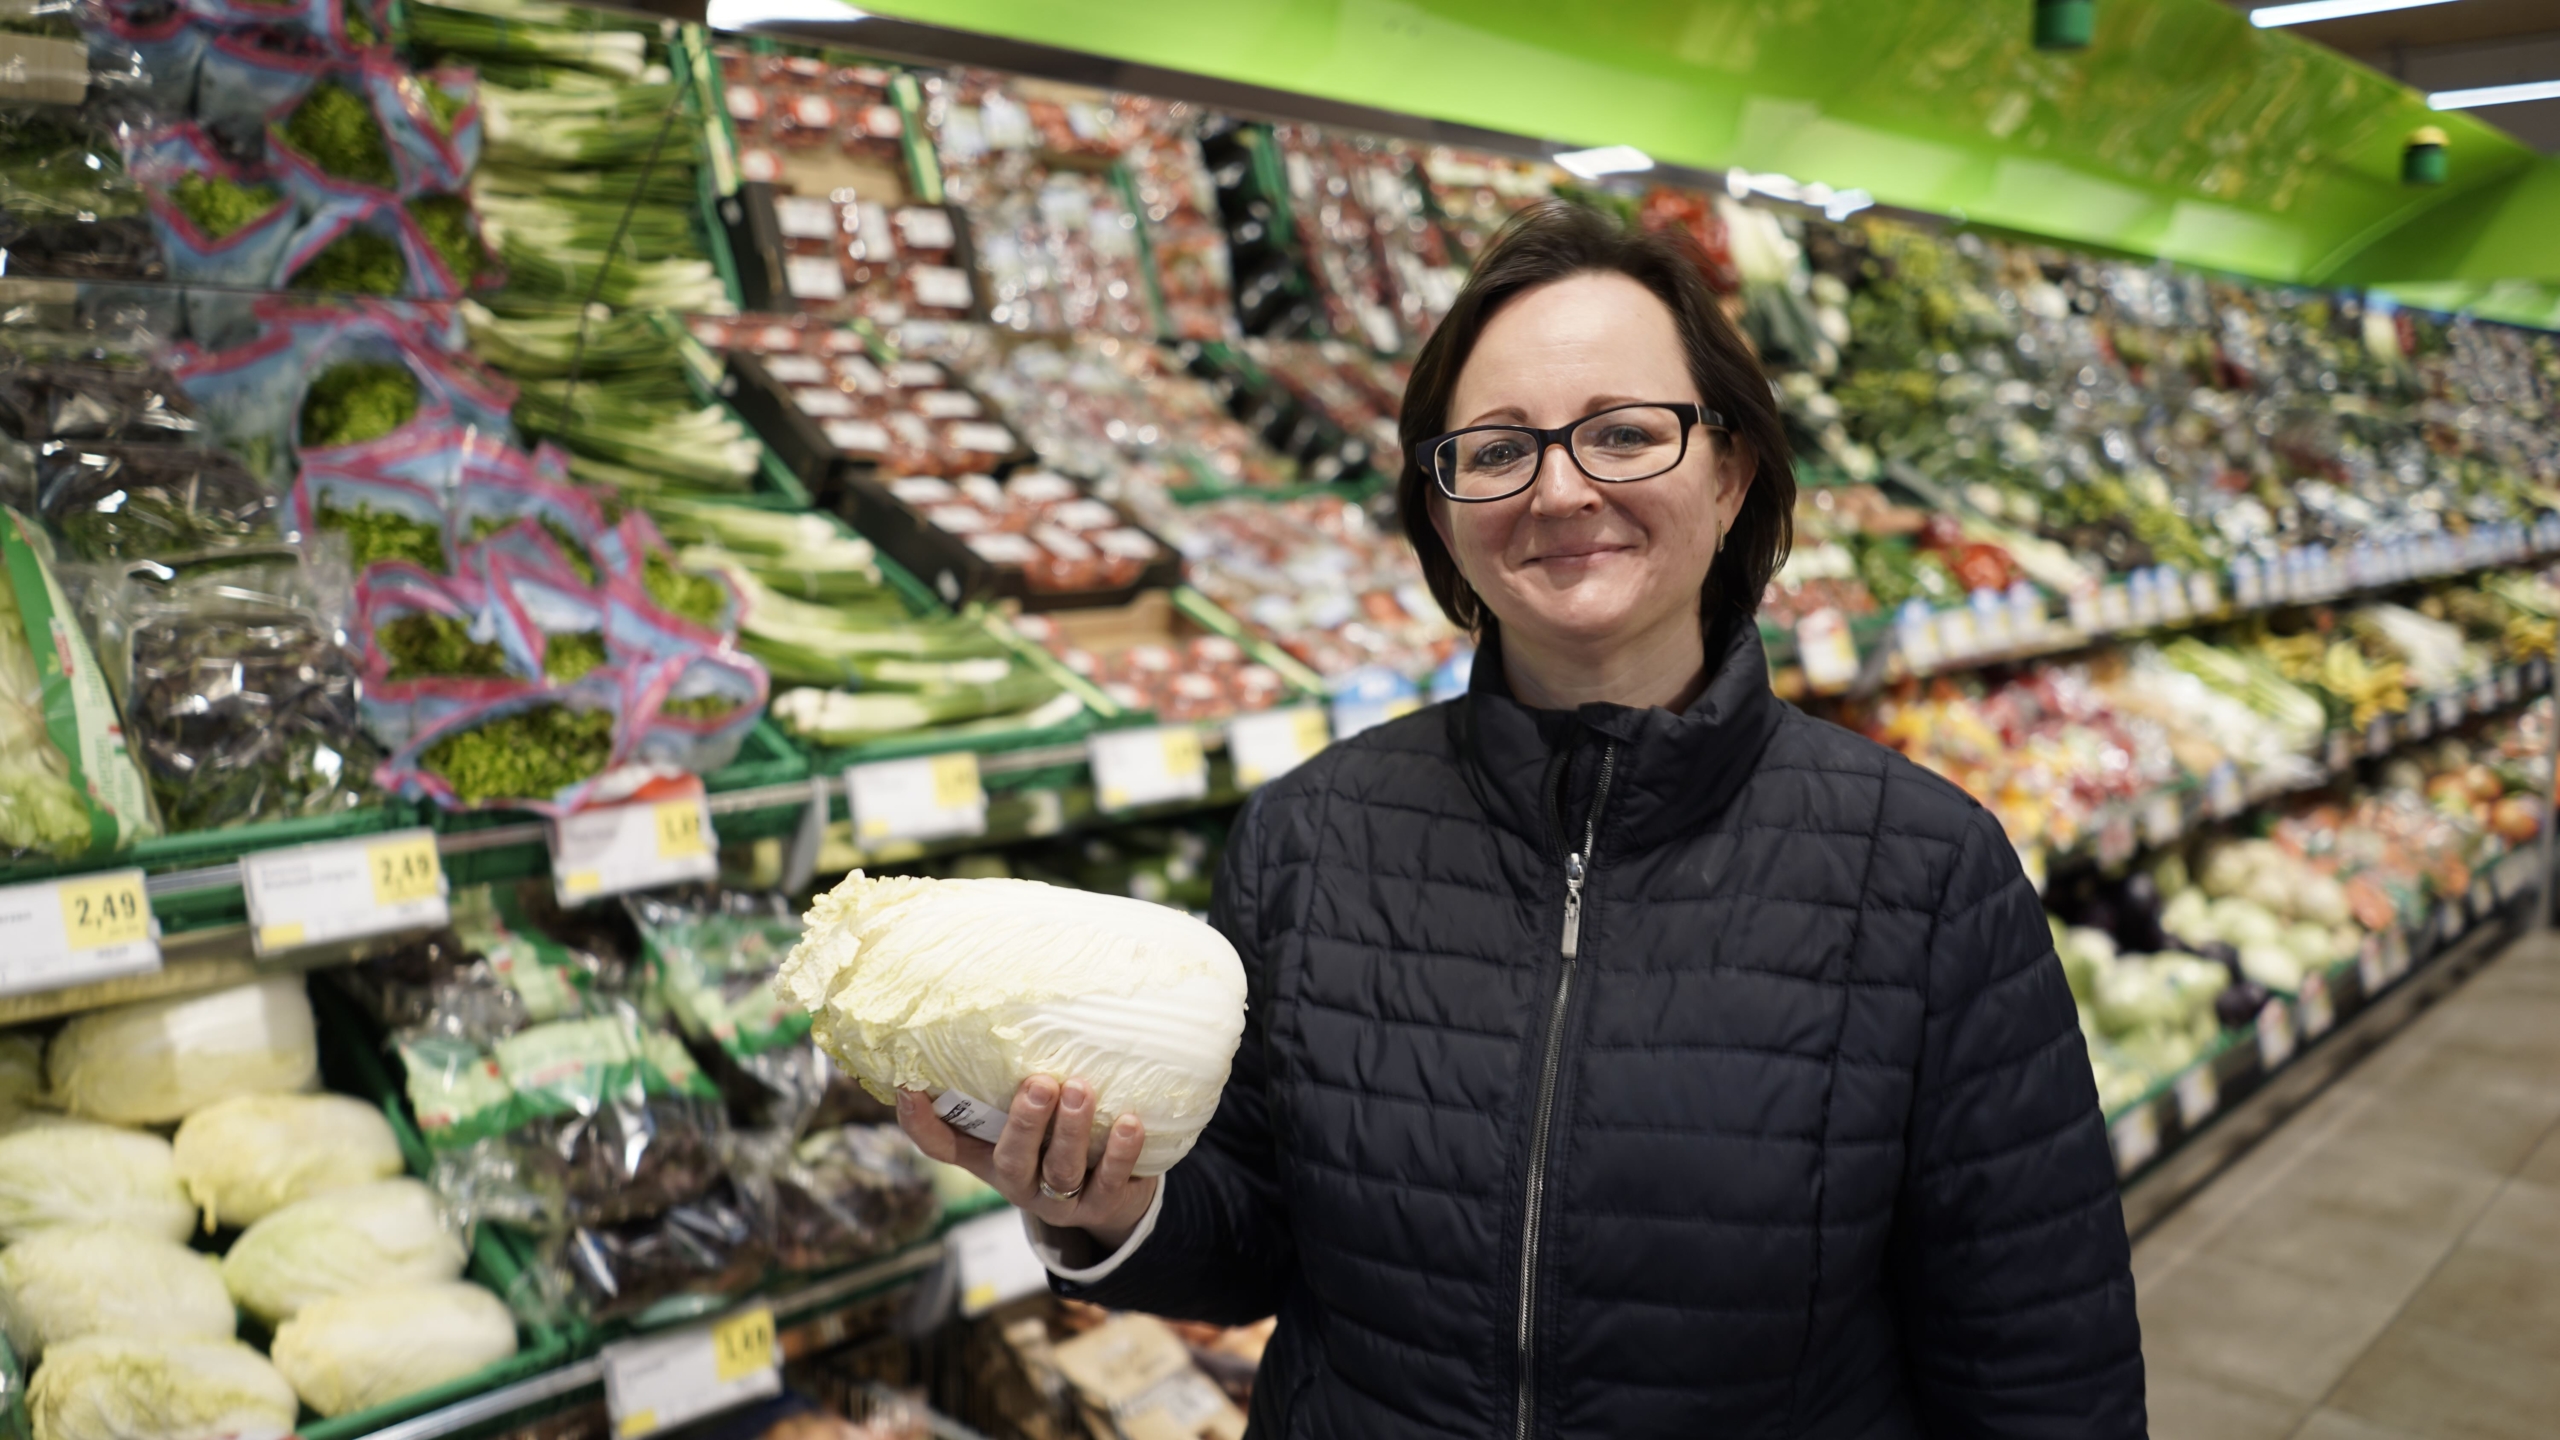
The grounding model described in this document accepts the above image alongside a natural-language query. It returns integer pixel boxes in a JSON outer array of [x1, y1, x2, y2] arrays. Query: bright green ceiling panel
[[853, 0, 2547, 288]]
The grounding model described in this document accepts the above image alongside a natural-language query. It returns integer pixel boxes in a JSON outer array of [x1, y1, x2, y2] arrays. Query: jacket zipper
[[1517, 742, 1614, 1440]]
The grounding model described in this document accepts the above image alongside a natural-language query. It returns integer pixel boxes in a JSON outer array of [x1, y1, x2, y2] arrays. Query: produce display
[[6, 5, 2560, 1436]]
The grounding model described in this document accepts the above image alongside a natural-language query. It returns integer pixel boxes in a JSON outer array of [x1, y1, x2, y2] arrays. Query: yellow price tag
[[368, 834, 443, 907], [930, 751, 981, 810], [655, 801, 709, 860], [1159, 726, 1204, 777], [617, 1412, 657, 1439], [1291, 707, 1330, 755], [258, 923, 306, 953], [59, 872, 149, 951], [709, 1306, 775, 1385]]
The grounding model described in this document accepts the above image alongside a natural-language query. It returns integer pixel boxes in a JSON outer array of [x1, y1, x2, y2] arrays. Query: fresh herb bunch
[[542, 630, 608, 681], [424, 702, 613, 802], [642, 554, 726, 627], [170, 172, 280, 240], [302, 362, 420, 449], [418, 76, 465, 132], [344, 0, 377, 46], [380, 612, 509, 680], [319, 501, 444, 570], [41, 445, 276, 562], [408, 194, 480, 286], [284, 82, 397, 189], [465, 514, 598, 586], [292, 229, 408, 296], [660, 694, 740, 721]]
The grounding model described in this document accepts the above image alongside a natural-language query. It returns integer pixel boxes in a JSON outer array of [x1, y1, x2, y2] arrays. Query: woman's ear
[[1715, 433, 1757, 531]]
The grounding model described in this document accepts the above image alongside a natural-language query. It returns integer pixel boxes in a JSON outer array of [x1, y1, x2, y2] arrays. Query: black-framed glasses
[[1414, 402, 1725, 503]]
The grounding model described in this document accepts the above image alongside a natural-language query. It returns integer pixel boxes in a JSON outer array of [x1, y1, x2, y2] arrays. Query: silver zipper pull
[[1561, 852, 1585, 958]]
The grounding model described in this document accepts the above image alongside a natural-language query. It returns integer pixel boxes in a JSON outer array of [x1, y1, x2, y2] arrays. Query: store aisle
[[2133, 927, 2560, 1439]]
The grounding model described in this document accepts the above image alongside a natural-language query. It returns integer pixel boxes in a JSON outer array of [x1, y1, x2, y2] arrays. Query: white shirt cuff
[[1024, 1180, 1166, 1285]]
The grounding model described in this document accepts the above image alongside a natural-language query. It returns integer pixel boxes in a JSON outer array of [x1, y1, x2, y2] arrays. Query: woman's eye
[[1593, 426, 1653, 448], [1471, 440, 1528, 468]]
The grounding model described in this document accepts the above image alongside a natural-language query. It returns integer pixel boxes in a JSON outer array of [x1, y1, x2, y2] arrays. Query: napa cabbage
[[270, 1281, 517, 1417], [47, 978, 317, 1126], [28, 1336, 296, 1440], [173, 1094, 406, 1230], [219, 1180, 467, 1325], [0, 1120, 194, 1244], [0, 1225, 235, 1362]]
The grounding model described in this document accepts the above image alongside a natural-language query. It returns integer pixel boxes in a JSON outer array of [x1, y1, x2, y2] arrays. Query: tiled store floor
[[2134, 928, 2560, 1439]]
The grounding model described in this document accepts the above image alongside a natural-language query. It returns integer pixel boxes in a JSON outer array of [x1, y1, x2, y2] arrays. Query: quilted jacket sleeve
[[1048, 793, 1295, 1325], [1888, 805, 2146, 1438]]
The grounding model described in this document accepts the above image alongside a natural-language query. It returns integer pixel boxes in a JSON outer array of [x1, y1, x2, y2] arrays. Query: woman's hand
[[895, 1077, 1157, 1252]]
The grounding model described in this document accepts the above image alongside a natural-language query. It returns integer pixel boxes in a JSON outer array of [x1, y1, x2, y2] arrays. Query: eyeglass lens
[[1434, 405, 1690, 499]]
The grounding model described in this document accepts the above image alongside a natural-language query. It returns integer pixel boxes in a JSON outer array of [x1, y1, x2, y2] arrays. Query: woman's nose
[[1527, 440, 1602, 516]]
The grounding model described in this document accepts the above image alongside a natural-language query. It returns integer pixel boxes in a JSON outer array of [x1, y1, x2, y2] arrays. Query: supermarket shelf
[[2117, 882, 2531, 1237], [1778, 534, 2560, 698]]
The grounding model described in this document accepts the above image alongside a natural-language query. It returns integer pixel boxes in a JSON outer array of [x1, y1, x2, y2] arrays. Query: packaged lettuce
[[0, 508, 159, 860]]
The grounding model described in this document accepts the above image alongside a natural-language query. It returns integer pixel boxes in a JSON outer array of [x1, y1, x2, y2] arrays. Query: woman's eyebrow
[[1457, 394, 1659, 427]]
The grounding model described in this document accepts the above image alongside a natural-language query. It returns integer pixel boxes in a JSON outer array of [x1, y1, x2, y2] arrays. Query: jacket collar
[[1451, 619, 1784, 858]]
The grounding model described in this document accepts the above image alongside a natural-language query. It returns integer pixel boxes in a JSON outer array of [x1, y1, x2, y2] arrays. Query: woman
[[899, 200, 2146, 1438]]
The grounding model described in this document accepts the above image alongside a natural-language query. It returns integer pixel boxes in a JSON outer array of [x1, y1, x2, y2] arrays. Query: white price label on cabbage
[[552, 789, 718, 905], [0, 869, 158, 998], [846, 752, 986, 845], [243, 829, 448, 956], [1089, 726, 1208, 811], [603, 1306, 778, 1438], [1227, 706, 1329, 789]]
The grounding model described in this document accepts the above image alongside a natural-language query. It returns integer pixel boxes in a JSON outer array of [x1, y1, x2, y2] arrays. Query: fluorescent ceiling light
[[1553, 145, 1653, 179], [705, 0, 866, 29], [2430, 78, 2560, 109], [2249, 0, 2455, 26]]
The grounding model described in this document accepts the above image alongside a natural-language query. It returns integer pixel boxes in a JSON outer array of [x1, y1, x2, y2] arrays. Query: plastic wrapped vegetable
[[631, 890, 869, 1134], [779, 874, 1248, 1175], [269, 1281, 516, 1418], [171, 1094, 406, 1231], [731, 1125, 938, 1274], [47, 978, 319, 1127], [35, 442, 279, 561], [0, 508, 159, 861], [0, 1121, 194, 1244], [554, 1181, 765, 1323], [0, 1225, 237, 1362], [28, 1337, 297, 1440], [220, 1179, 468, 1325], [87, 549, 377, 832]]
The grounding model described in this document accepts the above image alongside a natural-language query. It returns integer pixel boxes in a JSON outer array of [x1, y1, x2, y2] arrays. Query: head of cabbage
[[28, 1336, 297, 1440], [173, 1093, 406, 1231], [270, 1281, 517, 1418], [47, 978, 317, 1127], [220, 1179, 468, 1326], [0, 1120, 195, 1246], [778, 873, 1247, 1176], [0, 1033, 37, 1108], [0, 1224, 236, 1363]]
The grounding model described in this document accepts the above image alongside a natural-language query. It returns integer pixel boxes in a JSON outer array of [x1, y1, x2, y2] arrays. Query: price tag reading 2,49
[[552, 783, 719, 906], [0, 869, 159, 998], [1089, 725, 1209, 812], [243, 829, 448, 957]]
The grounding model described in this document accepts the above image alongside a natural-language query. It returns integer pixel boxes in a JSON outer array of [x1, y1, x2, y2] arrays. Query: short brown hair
[[1396, 198, 1794, 647]]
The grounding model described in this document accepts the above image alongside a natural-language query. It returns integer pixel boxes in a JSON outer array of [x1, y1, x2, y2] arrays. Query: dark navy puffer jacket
[[1058, 621, 2145, 1439]]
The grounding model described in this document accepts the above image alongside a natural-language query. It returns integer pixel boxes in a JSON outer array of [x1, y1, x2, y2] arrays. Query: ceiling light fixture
[[1552, 145, 1654, 180], [2430, 78, 2560, 109], [2249, 0, 2457, 28], [704, 0, 867, 31]]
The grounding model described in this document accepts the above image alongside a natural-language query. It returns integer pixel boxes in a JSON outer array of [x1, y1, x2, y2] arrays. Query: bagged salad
[[629, 890, 875, 1135]]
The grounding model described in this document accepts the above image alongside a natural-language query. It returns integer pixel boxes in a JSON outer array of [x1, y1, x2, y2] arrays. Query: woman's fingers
[[1079, 1112, 1145, 1213], [990, 1075, 1060, 1195], [1042, 1081, 1098, 1200]]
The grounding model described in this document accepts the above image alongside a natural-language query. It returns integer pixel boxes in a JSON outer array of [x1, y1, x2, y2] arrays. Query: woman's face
[[1430, 270, 1750, 661]]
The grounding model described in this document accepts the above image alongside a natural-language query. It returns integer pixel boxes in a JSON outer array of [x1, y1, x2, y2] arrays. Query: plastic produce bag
[[83, 5, 209, 116], [630, 890, 864, 1134], [192, 30, 327, 139], [27, 1336, 297, 1440], [552, 1180, 764, 1323], [730, 1125, 937, 1275], [0, 507, 159, 861], [46, 977, 318, 1126], [482, 552, 611, 683], [170, 1093, 405, 1230], [406, 1004, 728, 1231], [380, 684, 628, 814], [35, 439, 277, 560], [0, 1224, 236, 1361], [0, 349, 202, 444], [0, 1120, 194, 1244], [220, 1178, 468, 1324], [269, 1281, 516, 1419], [335, 883, 614, 1040], [353, 563, 525, 750], [632, 651, 766, 775], [85, 547, 376, 831], [293, 462, 446, 570], [126, 124, 297, 345], [451, 463, 602, 592]]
